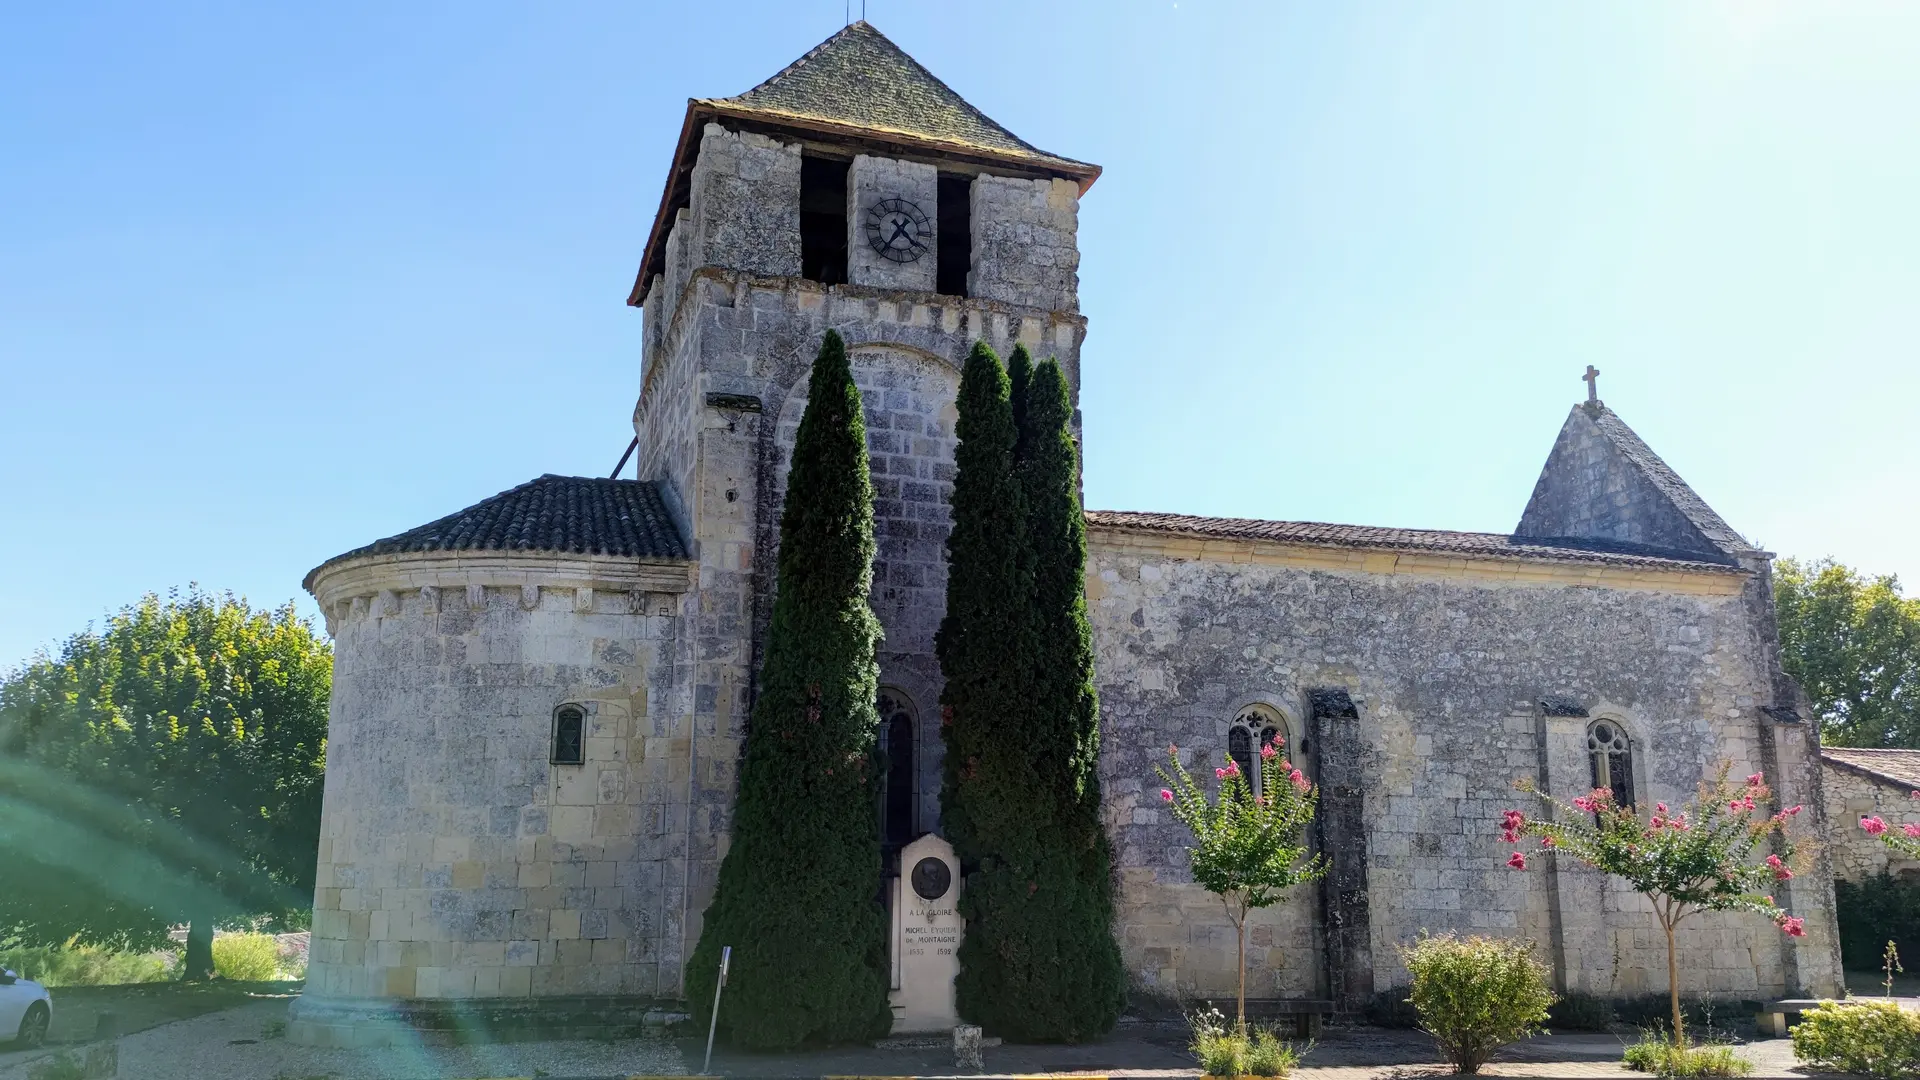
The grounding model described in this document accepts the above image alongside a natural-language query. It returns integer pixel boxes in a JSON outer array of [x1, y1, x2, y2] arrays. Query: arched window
[[1588, 719, 1635, 810], [1229, 706, 1293, 800], [878, 690, 917, 848], [551, 704, 585, 765]]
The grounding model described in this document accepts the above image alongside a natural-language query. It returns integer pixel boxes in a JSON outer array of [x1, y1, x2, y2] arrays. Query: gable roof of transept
[[304, 475, 689, 589], [1515, 401, 1752, 564]]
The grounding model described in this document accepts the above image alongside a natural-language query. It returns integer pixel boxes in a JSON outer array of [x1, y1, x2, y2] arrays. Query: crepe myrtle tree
[[1157, 740, 1327, 1028], [1501, 765, 1805, 1047], [1857, 791, 1920, 856]]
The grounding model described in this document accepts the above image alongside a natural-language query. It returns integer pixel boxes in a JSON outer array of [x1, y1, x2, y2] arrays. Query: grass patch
[[0, 945, 170, 988], [24, 979, 300, 1046], [1623, 1033, 1752, 1078]]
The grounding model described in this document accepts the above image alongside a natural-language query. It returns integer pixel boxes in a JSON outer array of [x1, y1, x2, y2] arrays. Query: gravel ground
[[0, 997, 689, 1080]]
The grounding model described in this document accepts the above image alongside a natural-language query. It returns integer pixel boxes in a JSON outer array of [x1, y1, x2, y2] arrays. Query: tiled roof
[[306, 475, 689, 586], [1083, 510, 1748, 573], [1822, 747, 1920, 791], [706, 22, 1094, 176], [1584, 403, 1753, 556]]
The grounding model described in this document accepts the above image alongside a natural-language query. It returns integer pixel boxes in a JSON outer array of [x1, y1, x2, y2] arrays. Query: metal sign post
[[703, 945, 731, 1075]]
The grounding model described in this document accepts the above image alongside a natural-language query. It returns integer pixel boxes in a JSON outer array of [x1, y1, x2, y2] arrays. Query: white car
[[0, 970, 50, 1047]]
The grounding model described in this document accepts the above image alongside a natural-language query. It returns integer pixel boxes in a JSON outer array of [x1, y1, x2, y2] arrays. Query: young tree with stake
[[1501, 766, 1805, 1048], [1157, 740, 1327, 1028]]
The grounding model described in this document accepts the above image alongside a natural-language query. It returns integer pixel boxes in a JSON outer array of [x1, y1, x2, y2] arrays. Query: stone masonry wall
[[304, 576, 693, 1004], [772, 344, 961, 832], [968, 175, 1080, 314], [848, 155, 939, 293], [1822, 765, 1920, 882], [1086, 534, 1842, 1003], [687, 124, 801, 282]]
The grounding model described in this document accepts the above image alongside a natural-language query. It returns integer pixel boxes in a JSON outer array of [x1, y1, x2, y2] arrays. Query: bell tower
[[625, 21, 1100, 905]]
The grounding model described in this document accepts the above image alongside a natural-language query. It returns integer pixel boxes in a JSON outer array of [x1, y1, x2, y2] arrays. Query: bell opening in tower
[[936, 173, 971, 297], [800, 155, 849, 285]]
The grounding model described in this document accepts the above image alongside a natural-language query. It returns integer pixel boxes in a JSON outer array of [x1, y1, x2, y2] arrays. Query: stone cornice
[[1086, 526, 1750, 596], [307, 549, 695, 631]]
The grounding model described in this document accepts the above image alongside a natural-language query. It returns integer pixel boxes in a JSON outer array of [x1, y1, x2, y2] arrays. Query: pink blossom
[[1904, 823, 1920, 840], [1226, 761, 1241, 776], [1777, 915, 1806, 938], [1215, 768, 1227, 779], [1168, 744, 1178, 756], [1260, 743, 1279, 760], [1290, 769, 1310, 793], [1911, 789, 1920, 800], [1747, 772, 1765, 787], [1507, 852, 1527, 870], [1784, 804, 1803, 816], [1655, 802, 1670, 815], [1864, 816, 1889, 836], [1160, 788, 1174, 802], [1500, 828, 1520, 844], [1649, 816, 1665, 829], [1572, 795, 1595, 813], [1766, 854, 1793, 881], [1541, 834, 1556, 848]]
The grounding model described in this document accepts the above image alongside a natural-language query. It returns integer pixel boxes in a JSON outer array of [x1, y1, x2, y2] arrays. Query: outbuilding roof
[[1821, 747, 1920, 792], [1084, 510, 1750, 574], [304, 475, 690, 590]]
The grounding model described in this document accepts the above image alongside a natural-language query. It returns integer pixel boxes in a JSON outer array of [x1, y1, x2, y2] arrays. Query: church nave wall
[[1085, 532, 1840, 1007]]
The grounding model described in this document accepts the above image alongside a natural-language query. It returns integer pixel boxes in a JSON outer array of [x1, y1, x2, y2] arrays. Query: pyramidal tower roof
[[630, 21, 1098, 306], [707, 21, 1091, 175]]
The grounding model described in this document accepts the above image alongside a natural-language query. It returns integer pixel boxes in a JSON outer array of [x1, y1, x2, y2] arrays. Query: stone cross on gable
[[1583, 365, 1600, 403]]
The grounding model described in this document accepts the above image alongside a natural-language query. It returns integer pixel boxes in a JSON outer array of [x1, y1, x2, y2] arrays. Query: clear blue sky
[[4, 2, 1917, 666]]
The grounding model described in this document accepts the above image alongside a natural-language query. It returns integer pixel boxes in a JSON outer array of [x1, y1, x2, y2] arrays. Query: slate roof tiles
[[1821, 747, 1920, 791], [307, 475, 689, 587]]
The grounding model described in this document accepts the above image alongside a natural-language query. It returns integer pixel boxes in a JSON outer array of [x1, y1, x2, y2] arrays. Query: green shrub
[[0, 945, 169, 987], [1244, 1027, 1303, 1077], [1403, 933, 1555, 1074], [211, 932, 279, 981], [1623, 1033, 1751, 1077], [1838, 874, 1920, 971], [1790, 999, 1920, 1080]]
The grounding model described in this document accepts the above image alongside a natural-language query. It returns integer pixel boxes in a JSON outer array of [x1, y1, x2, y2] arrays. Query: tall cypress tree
[[688, 330, 891, 1049], [1017, 358, 1126, 1037], [940, 343, 1123, 1041]]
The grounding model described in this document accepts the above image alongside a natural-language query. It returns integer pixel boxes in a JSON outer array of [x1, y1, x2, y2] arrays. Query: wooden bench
[[1242, 998, 1337, 1038], [1761, 997, 1920, 1037]]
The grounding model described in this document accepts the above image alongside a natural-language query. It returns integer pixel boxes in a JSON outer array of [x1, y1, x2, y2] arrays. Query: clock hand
[[889, 219, 912, 245]]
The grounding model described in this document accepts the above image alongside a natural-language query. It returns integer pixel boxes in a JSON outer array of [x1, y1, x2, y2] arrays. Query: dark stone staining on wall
[[1311, 687, 1371, 1014], [1539, 697, 1588, 719], [704, 392, 764, 413]]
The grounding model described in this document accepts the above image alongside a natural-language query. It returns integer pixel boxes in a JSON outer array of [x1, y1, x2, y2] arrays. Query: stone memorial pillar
[[891, 834, 963, 1033]]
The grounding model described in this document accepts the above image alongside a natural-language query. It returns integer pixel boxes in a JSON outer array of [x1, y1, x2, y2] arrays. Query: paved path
[[0, 1005, 1823, 1080]]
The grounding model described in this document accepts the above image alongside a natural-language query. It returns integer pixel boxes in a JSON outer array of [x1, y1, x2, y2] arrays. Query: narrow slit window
[[879, 691, 917, 848], [800, 156, 849, 285], [551, 704, 585, 765], [936, 173, 972, 296]]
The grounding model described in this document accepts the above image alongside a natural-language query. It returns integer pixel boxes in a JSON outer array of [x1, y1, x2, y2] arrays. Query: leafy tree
[[686, 329, 891, 1049], [1502, 767, 1805, 1046], [0, 588, 330, 978], [1775, 558, 1920, 748], [1157, 742, 1327, 1027]]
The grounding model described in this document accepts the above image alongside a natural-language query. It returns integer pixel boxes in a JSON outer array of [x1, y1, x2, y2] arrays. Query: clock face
[[865, 198, 931, 263]]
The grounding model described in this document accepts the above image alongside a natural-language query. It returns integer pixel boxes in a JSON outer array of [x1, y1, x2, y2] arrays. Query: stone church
[[289, 22, 1842, 1045]]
